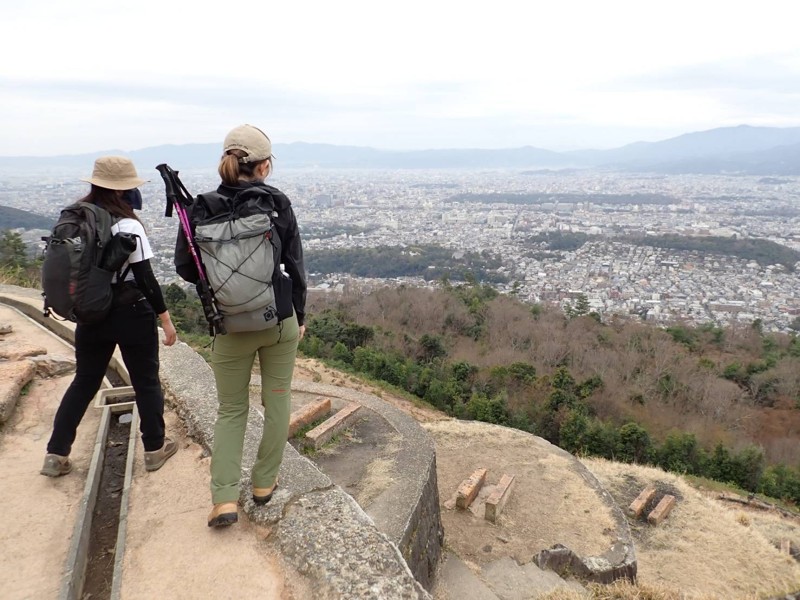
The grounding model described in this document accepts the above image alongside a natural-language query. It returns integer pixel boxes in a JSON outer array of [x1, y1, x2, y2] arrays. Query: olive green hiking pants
[[209, 314, 299, 504]]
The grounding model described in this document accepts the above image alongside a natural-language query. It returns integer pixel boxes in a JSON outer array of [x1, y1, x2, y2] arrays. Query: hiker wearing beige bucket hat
[[80, 155, 148, 189], [41, 155, 179, 478], [174, 124, 306, 527]]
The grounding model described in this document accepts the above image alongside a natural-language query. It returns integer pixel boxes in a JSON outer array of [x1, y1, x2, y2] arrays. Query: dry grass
[[356, 457, 395, 505], [582, 457, 800, 599], [539, 580, 743, 600], [355, 433, 401, 506], [426, 420, 618, 564]]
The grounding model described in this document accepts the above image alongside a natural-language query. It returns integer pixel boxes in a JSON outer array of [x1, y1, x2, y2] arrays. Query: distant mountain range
[[2, 125, 800, 175]]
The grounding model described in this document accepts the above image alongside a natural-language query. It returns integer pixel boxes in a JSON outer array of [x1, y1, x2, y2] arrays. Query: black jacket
[[174, 181, 307, 326]]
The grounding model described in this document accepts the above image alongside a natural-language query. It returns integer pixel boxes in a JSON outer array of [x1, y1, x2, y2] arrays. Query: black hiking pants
[[47, 300, 166, 455]]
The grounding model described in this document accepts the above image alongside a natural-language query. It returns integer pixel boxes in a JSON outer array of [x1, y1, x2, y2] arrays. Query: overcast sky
[[2, 0, 799, 156]]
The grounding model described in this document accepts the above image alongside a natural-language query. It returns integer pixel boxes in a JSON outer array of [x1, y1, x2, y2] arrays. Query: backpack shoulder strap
[[194, 191, 233, 225], [76, 202, 114, 244]]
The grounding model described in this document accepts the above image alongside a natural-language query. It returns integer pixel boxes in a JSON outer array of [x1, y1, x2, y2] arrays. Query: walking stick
[[156, 163, 226, 336]]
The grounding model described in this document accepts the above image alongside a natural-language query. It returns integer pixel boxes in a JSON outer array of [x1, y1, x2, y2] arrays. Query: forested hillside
[[292, 282, 800, 503], [306, 244, 508, 283], [0, 205, 54, 230]]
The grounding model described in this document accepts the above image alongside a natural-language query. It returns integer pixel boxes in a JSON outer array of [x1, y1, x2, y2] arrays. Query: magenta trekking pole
[[156, 163, 226, 336]]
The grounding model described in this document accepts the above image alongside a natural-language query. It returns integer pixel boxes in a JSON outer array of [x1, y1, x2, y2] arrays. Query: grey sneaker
[[40, 454, 72, 477], [144, 437, 178, 472]]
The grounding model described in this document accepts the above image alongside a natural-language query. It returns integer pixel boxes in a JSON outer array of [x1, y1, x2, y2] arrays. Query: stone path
[[0, 296, 290, 600], [0, 304, 99, 600]]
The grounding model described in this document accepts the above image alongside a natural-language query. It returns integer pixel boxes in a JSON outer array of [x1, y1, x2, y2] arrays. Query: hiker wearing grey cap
[[173, 125, 307, 527], [41, 156, 179, 478]]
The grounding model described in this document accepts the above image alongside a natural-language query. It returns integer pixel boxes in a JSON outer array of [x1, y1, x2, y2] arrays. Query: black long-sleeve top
[[173, 181, 307, 326], [130, 260, 167, 315]]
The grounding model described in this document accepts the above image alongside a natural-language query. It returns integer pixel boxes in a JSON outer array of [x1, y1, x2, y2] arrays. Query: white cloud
[[2, 0, 800, 154]]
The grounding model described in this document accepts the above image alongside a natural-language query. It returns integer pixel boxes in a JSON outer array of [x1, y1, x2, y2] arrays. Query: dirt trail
[[0, 305, 100, 600], [118, 411, 300, 600], [0, 303, 302, 600]]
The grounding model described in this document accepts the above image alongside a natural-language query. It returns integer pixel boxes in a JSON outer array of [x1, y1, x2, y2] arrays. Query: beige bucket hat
[[224, 124, 274, 163], [81, 156, 147, 190]]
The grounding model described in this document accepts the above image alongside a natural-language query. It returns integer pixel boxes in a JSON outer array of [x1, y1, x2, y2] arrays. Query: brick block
[[289, 397, 332, 438], [628, 485, 657, 518], [456, 468, 488, 510], [304, 402, 361, 449], [485, 474, 515, 523], [647, 494, 676, 526]]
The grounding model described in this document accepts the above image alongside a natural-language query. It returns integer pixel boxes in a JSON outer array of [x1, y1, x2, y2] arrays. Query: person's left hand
[[161, 319, 178, 346], [298, 324, 306, 341]]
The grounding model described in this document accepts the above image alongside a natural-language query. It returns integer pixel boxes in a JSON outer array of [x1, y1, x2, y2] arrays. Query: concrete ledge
[[158, 338, 432, 599], [456, 422, 637, 585], [111, 409, 140, 600], [94, 386, 136, 413], [291, 380, 445, 590], [60, 406, 112, 600]]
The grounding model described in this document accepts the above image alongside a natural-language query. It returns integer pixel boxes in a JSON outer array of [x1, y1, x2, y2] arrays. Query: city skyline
[[2, 1, 800, 155]]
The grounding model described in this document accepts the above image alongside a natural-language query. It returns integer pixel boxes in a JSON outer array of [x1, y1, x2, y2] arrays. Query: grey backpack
[[193, 192, 285, 332]]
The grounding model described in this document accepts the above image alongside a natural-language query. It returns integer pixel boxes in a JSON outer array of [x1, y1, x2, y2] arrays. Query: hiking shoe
[[253, 483, 278, 505], [208, 502, 238, 528], [144, 437, 178, 472], [40, 454, 72, 477]]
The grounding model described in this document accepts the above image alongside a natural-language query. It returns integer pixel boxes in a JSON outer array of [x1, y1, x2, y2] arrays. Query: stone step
[[485, 473, 515, 523], [0, 360, 36, 424], [288, 396, 331, 438], [303, 402, 361, 450], [457, 467, 488, 509], [480, 556, 588, 599], [432, 552, 500, 600], [433, 552, 587, 600], [648, 494, 676, 525], [628, 484, 656, 518]]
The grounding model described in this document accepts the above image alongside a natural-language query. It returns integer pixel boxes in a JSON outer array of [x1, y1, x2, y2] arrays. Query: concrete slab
[[431, 552, 499, 600], [481, 556, 588, 599]]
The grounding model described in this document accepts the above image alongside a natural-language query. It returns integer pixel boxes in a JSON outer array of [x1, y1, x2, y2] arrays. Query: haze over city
[[2, 0, 800, 155]]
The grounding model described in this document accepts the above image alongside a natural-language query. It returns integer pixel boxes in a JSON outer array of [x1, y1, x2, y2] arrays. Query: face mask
[[122, 188, 142, 210]]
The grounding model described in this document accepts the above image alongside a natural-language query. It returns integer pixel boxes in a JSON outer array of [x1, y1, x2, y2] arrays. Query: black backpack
[[41, 202, 137, 324]]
